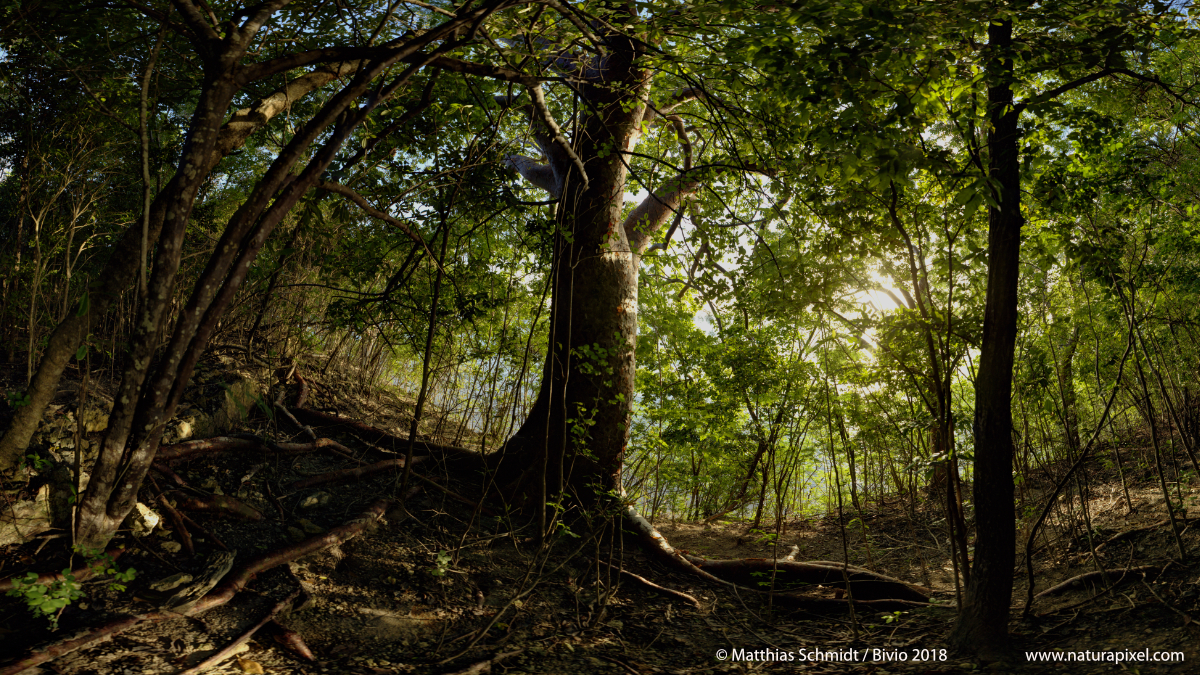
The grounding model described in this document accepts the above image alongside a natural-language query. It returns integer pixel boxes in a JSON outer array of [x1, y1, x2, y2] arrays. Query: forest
[[1, 0, 1199, 673]]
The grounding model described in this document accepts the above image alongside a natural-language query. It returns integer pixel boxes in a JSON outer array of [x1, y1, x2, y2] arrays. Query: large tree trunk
[[949, 18, 1021, 659], [496, 23, 701, 513], [502, 55, 649, 509]]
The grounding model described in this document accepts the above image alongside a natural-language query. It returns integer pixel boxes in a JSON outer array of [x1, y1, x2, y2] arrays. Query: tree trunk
[[497, 26, 700, 513], [949, 18, 1021, 659]]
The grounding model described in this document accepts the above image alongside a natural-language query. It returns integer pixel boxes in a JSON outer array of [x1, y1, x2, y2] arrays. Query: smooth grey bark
[[493, 30, 704, 514]]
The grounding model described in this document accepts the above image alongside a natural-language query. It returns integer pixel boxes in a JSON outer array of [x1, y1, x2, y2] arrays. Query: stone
[[298, 518, 324, 534], [162, 541, 182, 553], [126, 502, 161, 538], [299, 491, 331, 510], [0, 483, 51, 546]]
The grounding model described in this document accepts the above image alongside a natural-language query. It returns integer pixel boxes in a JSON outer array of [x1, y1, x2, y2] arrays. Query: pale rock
[[127, 502, 161, 537], [0, 483, 52, 546], [299, 491, 331, 510]]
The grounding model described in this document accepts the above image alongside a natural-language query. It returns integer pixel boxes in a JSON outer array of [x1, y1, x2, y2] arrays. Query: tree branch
[[1016, 68, 1115, 112], [528, 83, 588, 189], [315, 180, 442, 270]]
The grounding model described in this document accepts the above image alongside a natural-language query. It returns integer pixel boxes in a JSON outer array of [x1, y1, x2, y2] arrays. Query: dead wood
[[1095, 520, 1170, 551], [286, 456, 425, 490], [598, 560, 702, 608], [156, 491, 195, 557], [267, 620, 316, 661], [178, 589, 303, 675], [0, 499, 394, 675], [1034, 565, 1160, 599], [624, 506, 930, 611], [174, 494, 265, 521]]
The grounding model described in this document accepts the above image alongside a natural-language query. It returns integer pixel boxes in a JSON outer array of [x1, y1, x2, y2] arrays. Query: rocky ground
[[2, 356, 1199, 675]]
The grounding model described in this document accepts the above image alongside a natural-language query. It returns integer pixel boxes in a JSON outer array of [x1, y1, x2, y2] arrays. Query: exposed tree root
[[157, 436, 263, 461], [0, 499, 394, 675], [155, 491, 195, 557], [623, 506, 930, 612], [157, 435, 360, 464], [443, 649, 522, 675], [173, 493, 265, 521], [681, 556, 930, 602], [178, 589, 302, 675], [0, 614, 147, 675], [1034, 565, 1160, 599], [267, 620, 316, 661], [291, 405, 469, 459], [286, 456, 425, 490], [1095, 520, 1170, 552]]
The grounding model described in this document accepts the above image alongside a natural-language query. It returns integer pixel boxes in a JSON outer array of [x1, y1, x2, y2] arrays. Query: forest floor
[[2, 354, 1199, 675]]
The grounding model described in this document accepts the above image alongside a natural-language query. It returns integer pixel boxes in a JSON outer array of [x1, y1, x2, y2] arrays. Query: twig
[[598, 560, 701, 608], [178, 589, 303, 675], [1141, 578, 1194, 625]]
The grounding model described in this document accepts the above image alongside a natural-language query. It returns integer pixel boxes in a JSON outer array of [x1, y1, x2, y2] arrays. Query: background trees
[[2, 0, 1199, 661]]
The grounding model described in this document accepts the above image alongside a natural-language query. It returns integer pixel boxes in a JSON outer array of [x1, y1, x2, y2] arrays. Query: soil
[[2, 356, 1199, 675]]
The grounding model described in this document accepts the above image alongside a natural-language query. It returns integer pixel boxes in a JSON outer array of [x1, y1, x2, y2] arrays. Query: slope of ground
[[2, 355, 1199, 675]]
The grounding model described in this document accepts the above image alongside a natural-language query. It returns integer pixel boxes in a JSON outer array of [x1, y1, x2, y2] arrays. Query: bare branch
[[315, 180, 442, 270], [529, 83, 588, 189], [1016, 68, 1115, 112]]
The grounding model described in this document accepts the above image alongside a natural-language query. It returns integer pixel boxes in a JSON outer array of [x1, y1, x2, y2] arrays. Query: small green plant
[[5, 550, 136, 630], [429, 550, 452, 578], [881, 610, 905, 624], [6, 390, 31, 408], [23, 453, 52, 472], [6, 571, 84, 630]]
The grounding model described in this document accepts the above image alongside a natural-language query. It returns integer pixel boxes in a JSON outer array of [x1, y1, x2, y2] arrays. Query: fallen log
[[1035, 565, 1160, 599], [286, 456, 425, 490], [623, 506, 930, 612], [174, 494, 264, 521], [0, 499, 395, 675]]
